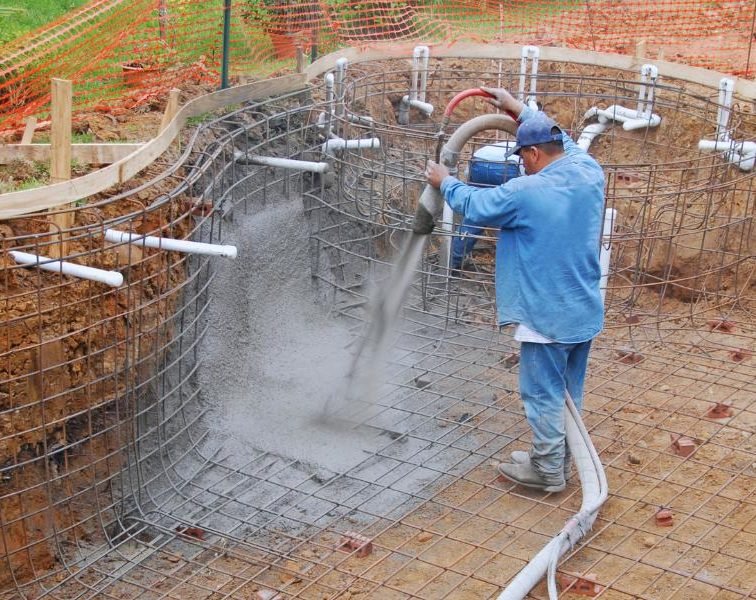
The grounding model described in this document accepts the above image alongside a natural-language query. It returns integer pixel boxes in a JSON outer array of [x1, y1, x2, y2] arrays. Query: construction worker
[[425, 87, 605, 492]]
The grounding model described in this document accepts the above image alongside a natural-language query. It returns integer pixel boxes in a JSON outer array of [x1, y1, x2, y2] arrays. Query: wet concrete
[[198, 192, 386, 473]]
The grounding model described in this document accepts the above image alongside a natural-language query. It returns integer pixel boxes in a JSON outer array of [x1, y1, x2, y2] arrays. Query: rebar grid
[[0, 55, 753, 600]]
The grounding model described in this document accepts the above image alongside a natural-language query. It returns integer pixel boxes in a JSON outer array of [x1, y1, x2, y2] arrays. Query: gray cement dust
[[197, 193, 383, 473]]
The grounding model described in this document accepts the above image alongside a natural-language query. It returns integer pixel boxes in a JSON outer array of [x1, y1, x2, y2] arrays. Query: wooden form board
[[0, 74, 306, 219], [159, 88, 181, 134], [306, 42, 756, 99], [0, 143, 144, 164]]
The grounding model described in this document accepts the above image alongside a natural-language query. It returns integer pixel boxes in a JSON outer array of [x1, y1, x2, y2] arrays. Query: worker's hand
[[425, 160, 449, 189], [481, 87, 524, 118]]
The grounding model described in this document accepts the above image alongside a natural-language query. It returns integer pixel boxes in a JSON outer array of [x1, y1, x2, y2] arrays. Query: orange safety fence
[[0, 0, 754, 136]]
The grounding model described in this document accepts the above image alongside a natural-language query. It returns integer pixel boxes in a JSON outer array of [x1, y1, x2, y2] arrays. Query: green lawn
[[0, 0, 90, 46]]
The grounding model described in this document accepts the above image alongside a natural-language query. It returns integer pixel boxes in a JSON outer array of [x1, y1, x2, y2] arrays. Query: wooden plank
[[20, 117, 37, 144], [0, 143, 144, 164], [635, 40, 647, 62], [305, 42, 756, 98], [0, 73, 306, 219], [50, 79, 72, 183], [158, 88, 181, 134], [49, 78, 73, 257], [296, 47, 306, 74]]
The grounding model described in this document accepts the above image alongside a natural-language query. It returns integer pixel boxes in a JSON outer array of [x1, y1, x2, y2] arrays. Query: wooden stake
[[21, 116, 37, 144], [159, 88, 181, 134], [49, 78, 73, 257], [296, 47, 306, 74], [635, 40, 647, 62]]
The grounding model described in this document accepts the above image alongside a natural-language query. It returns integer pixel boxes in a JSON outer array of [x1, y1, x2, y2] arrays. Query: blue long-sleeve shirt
[[440, 107, 605, 343]]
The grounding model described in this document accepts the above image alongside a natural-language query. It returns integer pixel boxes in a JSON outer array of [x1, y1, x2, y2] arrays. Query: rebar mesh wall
[[1, 55, 754, 599]]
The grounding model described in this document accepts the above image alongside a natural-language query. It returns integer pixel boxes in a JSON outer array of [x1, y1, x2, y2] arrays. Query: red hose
[[442, 88, 518, 120]]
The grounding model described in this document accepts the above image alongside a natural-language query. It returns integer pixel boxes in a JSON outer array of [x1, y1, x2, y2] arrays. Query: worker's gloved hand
[[425, 160, 450, 189], [481, 87, 525, 119]]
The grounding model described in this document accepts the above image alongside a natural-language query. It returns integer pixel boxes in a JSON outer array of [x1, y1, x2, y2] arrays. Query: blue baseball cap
[[508, 113, 564, 156]]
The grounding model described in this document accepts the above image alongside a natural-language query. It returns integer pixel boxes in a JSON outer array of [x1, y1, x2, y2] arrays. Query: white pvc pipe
[[697, 140, 756, 171], [235, 152, 329, 173], [440, 202, 454, 270], [697, 139, 756, 154], [346, 112, 374, 126], [322, 137, 380, 154], [9, 250, 124, 287], [528, 47, 539, 101], [597, 105, 660, 131], [398, 95, 434, 125], [739, 155, 756, 171], [717, 78, 734, 140], [597, 105, 642, 123], [408, 98, 433, 116], [518, 45, 539, 104], [718, 151, 755, 171], [698, 80, 754, 171], [334, 57, 348, 119], [324, 73, 335, 139], [410, 45, 430, 102], [410, 46, 422, 102], [402, 47, 433, 126], [104, 229, 237, 258], [637, 64, 658, 117], [622, 114, 662, 131], [577, 122, 609, 151], [599, 208, 617, 303], [418, 45, 429, 103]]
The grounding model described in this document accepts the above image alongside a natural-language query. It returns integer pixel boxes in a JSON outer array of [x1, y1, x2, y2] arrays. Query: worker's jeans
[[451, 221, 485, 269], [519, 340, 593, 479]]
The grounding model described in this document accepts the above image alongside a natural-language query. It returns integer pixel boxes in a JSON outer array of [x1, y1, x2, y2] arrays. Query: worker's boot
[[510, 450, 573, 480], [497, 460, 565, 493]]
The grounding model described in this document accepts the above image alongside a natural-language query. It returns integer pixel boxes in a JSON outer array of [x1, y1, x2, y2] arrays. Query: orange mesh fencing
[[1, 0, 754, 135]]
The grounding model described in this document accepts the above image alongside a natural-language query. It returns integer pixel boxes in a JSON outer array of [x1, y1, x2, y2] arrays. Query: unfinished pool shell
[[0, 45, 754, 599]]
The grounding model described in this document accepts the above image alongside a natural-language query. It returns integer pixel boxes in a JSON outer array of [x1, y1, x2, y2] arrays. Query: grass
[[0, 0, 91, 46], [34, 132, 96, 144]]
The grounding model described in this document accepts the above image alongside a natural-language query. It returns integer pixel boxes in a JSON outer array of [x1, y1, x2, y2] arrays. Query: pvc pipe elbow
[[698, 139, 756, 154], [583, 107, 600, 120], [577, 123, 609, 150], [734, 153, 755, 171], [622, 114, 661, 130], [410, 99, 434, 116], [399, 97, 434, 124]]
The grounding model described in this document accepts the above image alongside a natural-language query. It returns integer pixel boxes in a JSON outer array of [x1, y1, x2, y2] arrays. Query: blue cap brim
[[505, 145, 522, 159], [505, 128, 564, 159]]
